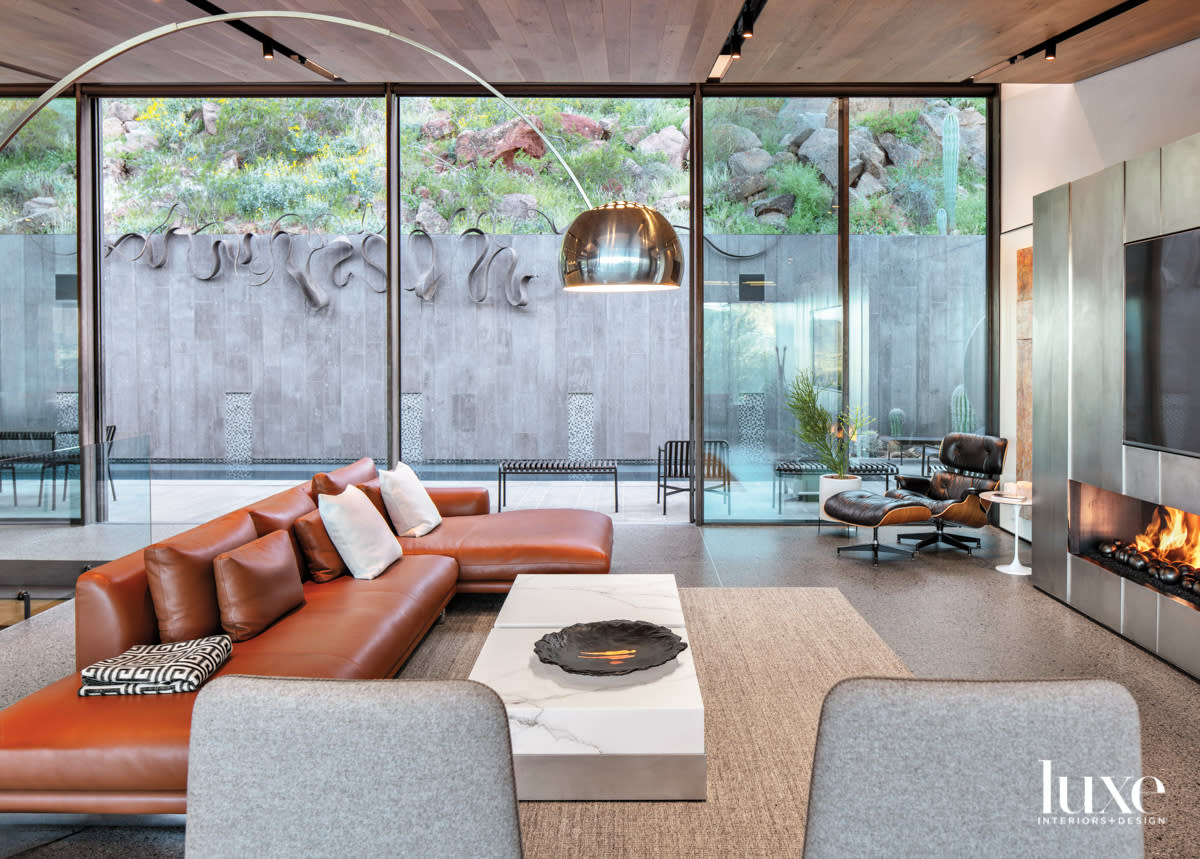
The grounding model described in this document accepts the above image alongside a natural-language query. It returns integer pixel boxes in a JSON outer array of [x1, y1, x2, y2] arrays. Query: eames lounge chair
[[885, 432, 1008, 555]]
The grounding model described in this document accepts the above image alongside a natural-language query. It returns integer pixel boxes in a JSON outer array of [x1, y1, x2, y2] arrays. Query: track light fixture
[[965, 0, 1150, 81], [708, 0, 766, 79], [262, 41, 274, 60]]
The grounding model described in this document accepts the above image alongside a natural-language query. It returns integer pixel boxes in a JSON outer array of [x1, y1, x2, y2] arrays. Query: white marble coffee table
[[468, 574, 706, 800], [494, 573, 685, 628]]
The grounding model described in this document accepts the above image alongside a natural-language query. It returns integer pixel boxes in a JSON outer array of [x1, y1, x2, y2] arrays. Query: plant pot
[[819, 474, 863, 522]]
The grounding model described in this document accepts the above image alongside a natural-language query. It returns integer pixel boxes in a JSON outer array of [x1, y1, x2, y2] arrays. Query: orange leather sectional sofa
[[0, 458, 613, 815]]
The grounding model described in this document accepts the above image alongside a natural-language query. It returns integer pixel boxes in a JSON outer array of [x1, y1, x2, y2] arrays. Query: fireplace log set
[[1092, 539, 1200, 609]]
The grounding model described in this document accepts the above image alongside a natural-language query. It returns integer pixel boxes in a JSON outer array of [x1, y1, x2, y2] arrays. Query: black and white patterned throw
[[79, 634, 232, 696]]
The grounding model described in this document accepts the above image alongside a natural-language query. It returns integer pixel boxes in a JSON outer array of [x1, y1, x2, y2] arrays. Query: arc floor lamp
[[0, 10, 682, 292]]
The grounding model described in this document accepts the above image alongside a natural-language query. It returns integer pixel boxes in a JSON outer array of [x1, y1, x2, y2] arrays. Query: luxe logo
[[1040, 759, 1165, 816]]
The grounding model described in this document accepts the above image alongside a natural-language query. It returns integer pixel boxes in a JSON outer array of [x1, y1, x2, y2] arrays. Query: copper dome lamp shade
[[0, 11, 683, 294]]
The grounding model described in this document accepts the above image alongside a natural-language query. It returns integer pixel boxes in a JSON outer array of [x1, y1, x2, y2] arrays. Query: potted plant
[[785, 370, 874, 521]]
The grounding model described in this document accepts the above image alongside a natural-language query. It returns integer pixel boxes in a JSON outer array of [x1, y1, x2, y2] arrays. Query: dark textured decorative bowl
[[533, 619, 688, 676]]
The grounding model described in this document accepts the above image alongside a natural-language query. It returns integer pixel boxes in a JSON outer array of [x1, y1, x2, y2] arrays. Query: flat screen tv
[[1125, 226, 1200, 456]]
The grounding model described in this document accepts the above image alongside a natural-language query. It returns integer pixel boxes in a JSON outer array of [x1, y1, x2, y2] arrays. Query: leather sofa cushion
[[0, 555, 458, 799], [246, 486, 316, 537], [312, 457, 378, 497], [213, 530, 306, 642], [144, 512, 259, 643], [398, 508, 613, 582], [426, 486, 490, 517], [354, 478, 396, 532], [293, 510, 348, 583]]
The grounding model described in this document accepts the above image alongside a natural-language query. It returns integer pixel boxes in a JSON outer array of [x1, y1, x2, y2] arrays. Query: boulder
[[729, 147, 774, 177], [753, 193, 796, 217], [797, 127, 839, 186], [453, 122, 511, 166], [201, 102, 219, 135], [849, 98, 891, 121], [772, 151, 798, 168], [878, 132, 923, 168], [497, 193, 537, 222], [414, 200, 449, 234], [705, 123, 762, 160], [849, 128, 887, 179], [637, 125, 688, 170], [17, 197, 62, 232], [969, 152, 987, 173], [740, 106, 778, 125], [219, 150, 242, 172], [109, 101, 137, 123], [623, 125, 650, 148], [725, 172, 769, 201], [491, 117, 546, 170], [777, 98, 834, 127], [420, 114, 456, 141], [121, 122, 158, 152], [559, 113, 606, 140], [658, 193, 691, 211], [102, 116, 125, 139], [778, 112, 826, 152], [621, 157, 644, 181], [855, 173, 888, 198], [756, 211, 788, 229]]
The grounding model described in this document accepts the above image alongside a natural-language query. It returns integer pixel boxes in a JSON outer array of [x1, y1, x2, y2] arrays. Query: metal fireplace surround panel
[[1032, 129, 1200, 680]]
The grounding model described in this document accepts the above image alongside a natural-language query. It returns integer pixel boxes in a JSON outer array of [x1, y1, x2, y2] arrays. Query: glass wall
[[395, 95, 690, 481], [701, 94, 990, 522], [702, 96, 841, 521], [98, 96, 387, 481], [0, 98, 80, 517], [847, 97, 988, 460]]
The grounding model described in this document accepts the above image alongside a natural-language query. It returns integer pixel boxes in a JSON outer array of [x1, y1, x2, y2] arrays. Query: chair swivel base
[[836, 528, 916, 565], [896, 525, 980, 555]]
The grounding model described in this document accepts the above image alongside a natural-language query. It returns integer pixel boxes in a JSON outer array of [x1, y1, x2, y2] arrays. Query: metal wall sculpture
[[103, 206, 387, 310]]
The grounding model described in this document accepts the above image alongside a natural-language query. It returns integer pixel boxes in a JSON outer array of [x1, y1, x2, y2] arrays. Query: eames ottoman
[[822, 489, 932, 565]]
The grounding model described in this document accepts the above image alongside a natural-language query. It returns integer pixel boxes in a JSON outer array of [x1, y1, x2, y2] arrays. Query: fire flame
[[1132, 505, 1200, 567]]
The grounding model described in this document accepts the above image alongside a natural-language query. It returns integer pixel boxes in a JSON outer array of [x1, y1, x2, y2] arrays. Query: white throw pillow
[[379, 463, 443, 538], [317, 485, 403, 580]]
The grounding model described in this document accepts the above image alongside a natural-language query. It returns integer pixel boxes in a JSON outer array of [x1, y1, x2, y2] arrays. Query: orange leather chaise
[[0, 458, 613, 815]]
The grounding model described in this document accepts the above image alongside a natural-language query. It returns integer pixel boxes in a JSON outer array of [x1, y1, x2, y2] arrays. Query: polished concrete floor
[[2, 516, 1197, 856]]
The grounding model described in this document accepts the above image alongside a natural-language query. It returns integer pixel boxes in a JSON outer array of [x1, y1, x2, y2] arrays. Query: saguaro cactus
[[941, 112, 960, 233], [950, 384, 975, 433]]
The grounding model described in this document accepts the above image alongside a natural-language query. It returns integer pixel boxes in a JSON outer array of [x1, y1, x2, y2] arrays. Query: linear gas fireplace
[[1070, 481, 1200, 610], [1067, 479, 1200, 679]]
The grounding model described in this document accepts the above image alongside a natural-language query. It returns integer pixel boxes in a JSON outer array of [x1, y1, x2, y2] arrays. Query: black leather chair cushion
[[823, 490, 932, 528], [938, 433, 1007, 476]]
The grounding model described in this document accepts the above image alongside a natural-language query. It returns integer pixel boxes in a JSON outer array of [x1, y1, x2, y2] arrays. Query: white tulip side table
[[980, 490, 1032, 575]]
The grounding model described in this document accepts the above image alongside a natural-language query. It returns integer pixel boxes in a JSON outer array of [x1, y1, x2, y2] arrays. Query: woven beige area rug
[[401, 586, 910, 858]]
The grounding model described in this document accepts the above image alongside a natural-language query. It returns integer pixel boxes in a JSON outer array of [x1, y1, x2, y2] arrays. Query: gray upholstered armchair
[[885, 432, 1008, 554]]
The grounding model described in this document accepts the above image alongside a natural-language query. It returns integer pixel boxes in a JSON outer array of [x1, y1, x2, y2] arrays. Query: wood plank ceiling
[[1, 0, 1198, 88]]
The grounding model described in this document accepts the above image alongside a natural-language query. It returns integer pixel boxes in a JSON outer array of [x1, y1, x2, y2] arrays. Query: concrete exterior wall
[[0, 235, 77, 431], [5, 230, 983, 465], [398, 233, 690, 462], [100, 232, 389, 462]]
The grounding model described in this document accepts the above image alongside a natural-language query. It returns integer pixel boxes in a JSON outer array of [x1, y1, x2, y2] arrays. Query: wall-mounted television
[[1125, 226, 1200, 457]]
